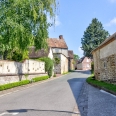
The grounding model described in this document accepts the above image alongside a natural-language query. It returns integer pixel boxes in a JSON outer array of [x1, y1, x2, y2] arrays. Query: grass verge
[[0, 75, 49, 91], [86, 74, 116, 93]]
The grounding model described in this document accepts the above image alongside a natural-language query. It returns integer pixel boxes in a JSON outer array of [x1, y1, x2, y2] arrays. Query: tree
[[74, 54, 79, 60], [0, 0, 59, 59], [81, 18, 110, 58]]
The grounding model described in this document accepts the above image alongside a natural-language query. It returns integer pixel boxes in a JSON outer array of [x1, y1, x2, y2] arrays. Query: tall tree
[[81, 18, 110, 58], [74, 54, 79, 60], [0, 0, 59, 59]]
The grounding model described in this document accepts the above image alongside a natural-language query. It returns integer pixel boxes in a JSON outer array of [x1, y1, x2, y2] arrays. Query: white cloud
[[47, 15, 61, 27], [105, 17, 116, 26], [78, 46, 83, 57]]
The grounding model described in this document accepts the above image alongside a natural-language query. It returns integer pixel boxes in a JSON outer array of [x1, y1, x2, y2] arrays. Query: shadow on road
[[70, 70, 91, 75], [7, 109, 79, 115], [67, 70, 90, 116]]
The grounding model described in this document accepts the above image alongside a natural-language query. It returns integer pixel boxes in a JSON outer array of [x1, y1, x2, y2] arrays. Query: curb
[[87, 82, 116, 96], [0, 73, 70, 97]]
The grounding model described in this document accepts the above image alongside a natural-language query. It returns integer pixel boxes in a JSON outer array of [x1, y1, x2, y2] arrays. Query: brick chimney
[[59, 35, 63, 39]]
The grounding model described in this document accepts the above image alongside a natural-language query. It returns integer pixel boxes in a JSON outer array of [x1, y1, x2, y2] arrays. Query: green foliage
[[32, 76, 49, 82], [63, 72, 69, 75], [86, 74, 116, 92], [12, 51, 23, 62], [81, 18, 110, 58], [53, 74, 56, 77], [0, 80, 30, 91], [7, 50, 29, 61], [74, 54, 79, 60], [54, 56, 60, 65], [39, 57, 53, 77], [0, 0, 59, 59], [24, 74, 29, 80], [91, 62, 94, 74]]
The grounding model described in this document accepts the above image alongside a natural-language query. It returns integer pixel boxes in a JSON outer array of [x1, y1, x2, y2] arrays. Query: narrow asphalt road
[[0, 71, 90, 116]]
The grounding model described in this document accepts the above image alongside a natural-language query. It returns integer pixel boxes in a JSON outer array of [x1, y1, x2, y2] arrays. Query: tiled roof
[[29, 47, 50, 59], [68, 50, 74, 59], [48, 35, 68, 49]]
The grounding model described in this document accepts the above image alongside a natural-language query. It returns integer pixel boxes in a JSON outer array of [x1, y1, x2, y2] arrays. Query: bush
[[39, 57, 53, 78], [91, 62, 94, 74], [32, 76, 49, 82], [0, 80, 30, 91], [53, 74, 56, 77]]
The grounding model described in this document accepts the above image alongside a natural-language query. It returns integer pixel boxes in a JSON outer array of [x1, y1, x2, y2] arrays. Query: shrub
[[32, 76, 49, 82], [39, 57, 53, 78], [0, 80, 30, 91], [91, 62, 94, 74], [53, 74, 56, 77]]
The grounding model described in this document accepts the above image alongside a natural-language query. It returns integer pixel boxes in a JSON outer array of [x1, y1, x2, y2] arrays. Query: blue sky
[[48, 0, 116, 58]]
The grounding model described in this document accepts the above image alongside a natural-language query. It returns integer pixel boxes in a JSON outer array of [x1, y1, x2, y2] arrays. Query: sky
[[48, 0, 116, 58]]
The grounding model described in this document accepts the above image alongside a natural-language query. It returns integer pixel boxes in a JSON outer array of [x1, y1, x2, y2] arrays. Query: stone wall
[[0, 74, 47, 85], [0, 59, 46, 85], [99, 54, 116, 83], [93, 39, 116, 83], [69, 59, 74, 70]]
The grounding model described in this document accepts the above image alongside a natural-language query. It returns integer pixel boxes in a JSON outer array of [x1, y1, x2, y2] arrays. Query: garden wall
[[0, 60, 47, 85]]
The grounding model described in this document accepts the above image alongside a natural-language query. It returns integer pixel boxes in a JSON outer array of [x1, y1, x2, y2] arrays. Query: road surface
[[0, 71, 90, 116]]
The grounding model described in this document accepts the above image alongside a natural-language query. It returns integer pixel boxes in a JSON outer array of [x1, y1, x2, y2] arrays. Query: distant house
[[77, 57, 91, 70], [29, 47, 53, 60], [68, 50, 74, 70], [92, 32, 116, 82], [48, 35, 68, 74]]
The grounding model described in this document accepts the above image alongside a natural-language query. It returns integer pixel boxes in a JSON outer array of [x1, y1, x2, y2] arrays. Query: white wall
[[0, 59, 45, 75], [48, 48, 54, 59], [61, 54, 68, 73], [0, 60, 46, 85], [52, 48, 68, 57], [100, 40, 116, 59]]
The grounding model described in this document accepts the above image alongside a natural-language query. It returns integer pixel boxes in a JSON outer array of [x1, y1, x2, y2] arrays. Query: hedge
[[0, 80, 30, 91], [32, 76, 49, 82], [0, 76, 49, 91]]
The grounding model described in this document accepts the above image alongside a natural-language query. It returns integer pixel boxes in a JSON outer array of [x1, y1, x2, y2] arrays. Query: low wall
[[0, 60, 47, 85]]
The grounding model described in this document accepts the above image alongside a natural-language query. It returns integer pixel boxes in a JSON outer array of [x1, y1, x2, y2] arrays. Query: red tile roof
[[48, 35, 68, 49]]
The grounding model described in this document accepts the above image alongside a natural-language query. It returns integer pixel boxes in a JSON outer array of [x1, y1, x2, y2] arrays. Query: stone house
[[48, 35, 68, 74], [92, 32, 116, 82], [68, 50, 74, 70], [77, 57, 91, 70]]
